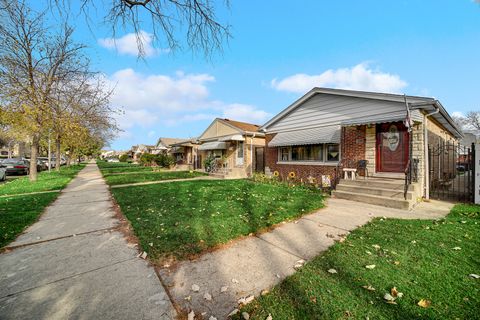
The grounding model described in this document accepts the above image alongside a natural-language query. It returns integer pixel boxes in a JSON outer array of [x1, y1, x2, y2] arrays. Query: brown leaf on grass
[[417, 299, 431, 308], [391, 287, 398, 297]]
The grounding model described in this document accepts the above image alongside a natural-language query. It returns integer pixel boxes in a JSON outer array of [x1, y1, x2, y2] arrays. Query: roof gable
[[198, 118, 245, 140], [260, 87, 462, 138]]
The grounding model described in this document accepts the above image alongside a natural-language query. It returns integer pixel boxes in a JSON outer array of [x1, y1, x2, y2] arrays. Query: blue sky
[[34, 0, 480, 150]]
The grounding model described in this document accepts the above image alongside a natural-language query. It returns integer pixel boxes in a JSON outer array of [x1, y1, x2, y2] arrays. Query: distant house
[[260, 87, 462, 209], [197, 118, 265, 178], [151, 137, 185, 155], [129, 144, 155, 162]]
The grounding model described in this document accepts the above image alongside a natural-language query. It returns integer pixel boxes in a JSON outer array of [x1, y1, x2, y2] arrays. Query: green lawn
[[96, 161, 140, 169], [0, 164, 85, 196], [111, 180, 324, 261], [99, 166, 154, 175], [0, 193, 59, 247], [0, 164, 85, 247], [104, 170, 207, 186], [239, 203, 480, 320]]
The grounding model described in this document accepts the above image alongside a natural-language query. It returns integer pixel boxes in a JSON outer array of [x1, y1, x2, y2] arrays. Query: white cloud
[[98, 31, 167, 57], [222, 104, 271, 124], [271, 63, 407, 94], [106, 69, 270, 137]]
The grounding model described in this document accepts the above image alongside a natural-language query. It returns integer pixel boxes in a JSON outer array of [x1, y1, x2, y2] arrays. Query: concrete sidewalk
[[0, 163, 177, 320], [159, 198, 453, 319]]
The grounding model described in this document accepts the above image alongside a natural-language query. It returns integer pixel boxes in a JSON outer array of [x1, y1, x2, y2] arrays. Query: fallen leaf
[[188, 310, 195, 320], [391, 287, 399, 297], [191, 284, 200, 292], [220, 286, 228, 293], [365, 264, 376, 269], [184, 295, 191, 301], [140, 251, 147, 259], [361, 285, 376, 291], [266, 314, 273, 320], [453, 247, 462, 251], [469, 274, 480, 279], [261, 289, 269, 296], [228, 309, 239, 317], [393, 261, 400, 265], [242, 311, 250, 320], [372, 244, 381, 250], [232, 278, 239, 284], [209, 316, 217, 320], [204, 292, 212, 301], [327, 268, 338, 274], [417, 299, 431, 308], [384, 293, 395, 302]]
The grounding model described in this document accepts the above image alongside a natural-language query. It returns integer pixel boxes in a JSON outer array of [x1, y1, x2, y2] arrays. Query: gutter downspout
[[424, 104, 440, 199], [250, 132, 256, 176]]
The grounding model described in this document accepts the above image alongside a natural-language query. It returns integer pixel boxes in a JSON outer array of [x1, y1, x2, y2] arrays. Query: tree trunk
[[29, 135, 40, 181], [55, 136, 61, 171]]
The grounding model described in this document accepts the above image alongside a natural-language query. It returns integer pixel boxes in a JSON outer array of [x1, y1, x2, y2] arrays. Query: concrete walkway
[[159, 198, 453, 319], [110, 175, 219, 189], [0, 163, 177, 320]]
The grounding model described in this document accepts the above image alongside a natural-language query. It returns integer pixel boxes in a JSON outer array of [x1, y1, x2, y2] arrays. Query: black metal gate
[[429, 142, 475, 202]]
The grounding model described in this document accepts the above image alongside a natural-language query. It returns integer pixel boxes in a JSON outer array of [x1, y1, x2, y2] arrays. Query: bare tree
[[453, 111, 480, 132], [50, 0, 231, 57], [464, 111, 480, 131], [49, 68, 117, 170], [0, 1, 89, 180]]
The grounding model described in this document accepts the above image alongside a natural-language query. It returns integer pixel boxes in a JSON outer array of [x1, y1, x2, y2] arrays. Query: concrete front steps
[[332, 177, 419, 210], [208, 167, 247, 179]]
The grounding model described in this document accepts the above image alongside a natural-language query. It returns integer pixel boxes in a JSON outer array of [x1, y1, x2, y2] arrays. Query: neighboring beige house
[[197, 118, 265, 178], [169, 138, 201, 170]]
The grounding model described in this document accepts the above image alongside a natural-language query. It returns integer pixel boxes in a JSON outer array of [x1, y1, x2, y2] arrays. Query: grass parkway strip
[[237, 203, 480, 320], [103, 170, 208, 186], [0, 165, 85, 248], [111, 179, 325, 262]]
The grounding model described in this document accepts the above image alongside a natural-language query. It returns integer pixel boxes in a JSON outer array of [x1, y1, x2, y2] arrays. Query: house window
[[277, 144, 339, 163], [237, 141, 244, 158], [280, 147, 289, 161], [326, 144, 339, 162]]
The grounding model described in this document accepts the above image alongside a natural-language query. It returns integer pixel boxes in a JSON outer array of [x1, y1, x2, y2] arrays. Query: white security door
[[236, 141, 244, 166]]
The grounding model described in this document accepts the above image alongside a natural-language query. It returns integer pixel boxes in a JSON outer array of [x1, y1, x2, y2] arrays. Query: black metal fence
[[428, 142, 475, 202]]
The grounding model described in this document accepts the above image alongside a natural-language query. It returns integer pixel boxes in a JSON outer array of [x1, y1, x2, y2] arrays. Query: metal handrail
[[404, 159, 411, 200]]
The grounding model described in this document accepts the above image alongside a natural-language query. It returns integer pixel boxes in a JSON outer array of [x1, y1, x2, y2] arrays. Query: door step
[[332, 190, 413, 210]]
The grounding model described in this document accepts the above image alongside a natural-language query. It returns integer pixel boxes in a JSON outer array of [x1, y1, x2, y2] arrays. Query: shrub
[[119, 154, 129, 162], [203, 155, 215, 172], [139, 153, 157, 166]]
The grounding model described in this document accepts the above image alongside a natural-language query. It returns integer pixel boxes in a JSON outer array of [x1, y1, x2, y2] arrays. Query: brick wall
[[265, 133, 337, 183], [341, 125, 366, 167]]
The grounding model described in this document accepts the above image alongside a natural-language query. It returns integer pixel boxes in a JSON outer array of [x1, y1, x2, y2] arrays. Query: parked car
[[3, 158, 29, 175], [0, 163, 6, 181], [37, 159, 48, 171], [106, 157, 120, 163]]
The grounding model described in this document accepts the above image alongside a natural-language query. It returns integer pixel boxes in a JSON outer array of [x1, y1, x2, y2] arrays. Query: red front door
[[376, 122, 409, 172]]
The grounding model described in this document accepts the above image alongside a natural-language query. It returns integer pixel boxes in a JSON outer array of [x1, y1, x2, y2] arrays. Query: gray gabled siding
[[267, 93, 422, 133]]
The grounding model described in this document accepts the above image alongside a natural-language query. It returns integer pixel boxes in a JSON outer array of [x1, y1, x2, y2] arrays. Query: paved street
[[0, 163, 177, 320]]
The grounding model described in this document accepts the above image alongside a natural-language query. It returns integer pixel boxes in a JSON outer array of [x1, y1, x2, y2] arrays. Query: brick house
[[260, 88, 462, 209]]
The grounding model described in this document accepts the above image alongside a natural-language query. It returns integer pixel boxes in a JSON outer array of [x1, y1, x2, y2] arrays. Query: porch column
[[365, 126, 376, 176]]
